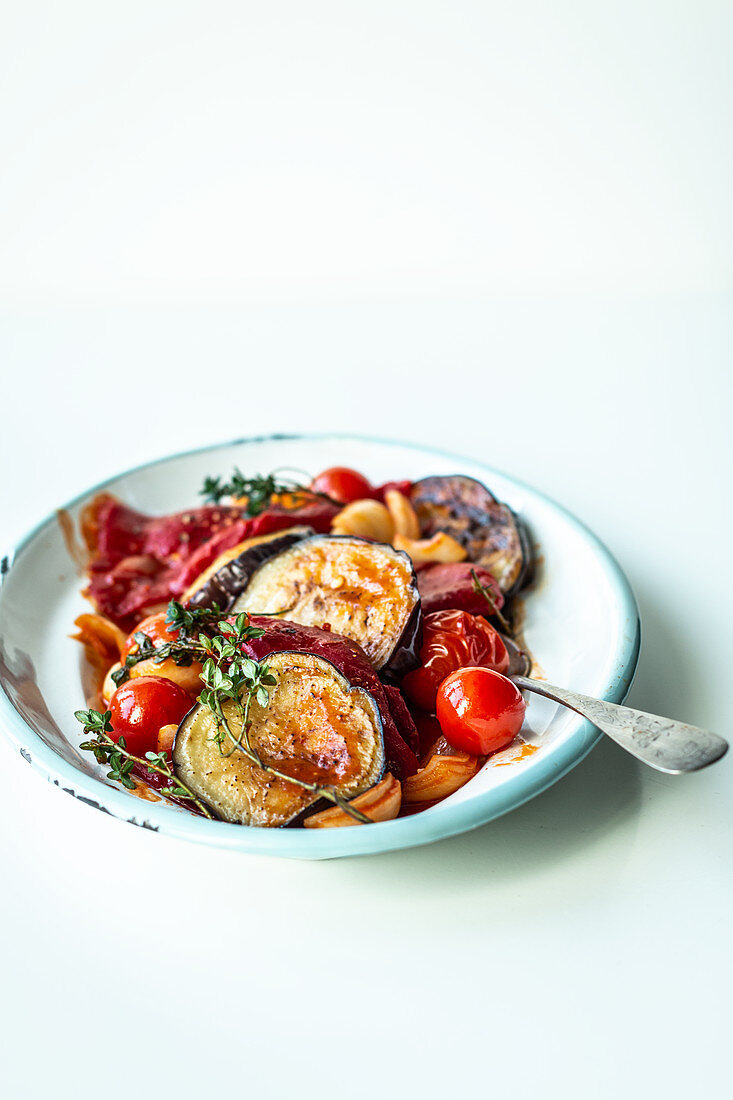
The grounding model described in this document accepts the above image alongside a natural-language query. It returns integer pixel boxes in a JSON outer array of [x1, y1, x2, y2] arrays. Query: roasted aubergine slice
[[410, 475, 531, 596], [185, 526, 315, 610], [230, 535, 422, 679], [173, 650, 386, 827], [244, 618, 419, 778]]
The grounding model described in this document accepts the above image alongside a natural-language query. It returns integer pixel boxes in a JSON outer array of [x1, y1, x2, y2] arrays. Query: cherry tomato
[[436, 667, 525, 755], [311, 467, 374, 504], [121, 611, 203, 695], [121, 611, 178, 661], [108, 676, 193, 756], [402, 609, 509, 712], [373, 479, 413, 503]]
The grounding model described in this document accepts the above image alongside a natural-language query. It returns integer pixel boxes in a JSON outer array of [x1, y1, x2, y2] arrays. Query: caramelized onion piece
[[72, 613, 127, 660], [393, 532, 467, 565], [102, 662, 121, 705], [401, 753, 479, 803], [384, 490, 420, 539], [331, 499, 394, 542], [304, 774, 401, 828], [73, 613, 129, 709], [157, 724, 178, 755]]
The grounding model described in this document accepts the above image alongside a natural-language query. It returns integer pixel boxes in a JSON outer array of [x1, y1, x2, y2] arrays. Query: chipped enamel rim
[[0, 434, 640, 859]]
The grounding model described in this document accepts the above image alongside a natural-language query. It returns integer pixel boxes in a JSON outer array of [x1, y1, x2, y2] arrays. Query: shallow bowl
[[0, 434, 640, 858]]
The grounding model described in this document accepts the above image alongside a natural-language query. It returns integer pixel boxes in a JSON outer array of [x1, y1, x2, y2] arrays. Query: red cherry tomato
[[373, 479, 413, 503], [108, 676, 193, 756], [119, 611, 205, 695], [402, 610, 509, 712], [436, 667, 526, 755], [121, 611, 179, 661], [310, 467, 374, 504]]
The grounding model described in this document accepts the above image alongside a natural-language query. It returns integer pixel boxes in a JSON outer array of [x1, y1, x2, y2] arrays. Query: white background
[[1, 4, 731, 1099]]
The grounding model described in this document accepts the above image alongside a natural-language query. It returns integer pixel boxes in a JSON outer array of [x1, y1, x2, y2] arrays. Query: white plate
[[0, 434, 640, 858]]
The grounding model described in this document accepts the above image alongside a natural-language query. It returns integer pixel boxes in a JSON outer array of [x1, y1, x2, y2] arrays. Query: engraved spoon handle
[[513, 676, 728, 774]]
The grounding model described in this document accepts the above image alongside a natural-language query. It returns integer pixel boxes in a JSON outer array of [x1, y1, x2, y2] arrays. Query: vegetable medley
[[72, 465, 535, 828]]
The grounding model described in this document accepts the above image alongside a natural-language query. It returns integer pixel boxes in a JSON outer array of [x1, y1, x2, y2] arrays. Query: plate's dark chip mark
[[128, 818, 160, 831]]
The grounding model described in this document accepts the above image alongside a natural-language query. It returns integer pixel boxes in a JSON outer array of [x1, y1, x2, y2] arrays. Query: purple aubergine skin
[[381, 595, 422, 684], [186, 527, 315, 611], [230, 533, 423, 682], [244, 618, 419, 779], [410, 475, 532, 598]]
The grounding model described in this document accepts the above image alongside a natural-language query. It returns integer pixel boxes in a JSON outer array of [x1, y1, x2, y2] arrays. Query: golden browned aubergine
[[173, 650, 386, 827], [189, 533, 422, 681]]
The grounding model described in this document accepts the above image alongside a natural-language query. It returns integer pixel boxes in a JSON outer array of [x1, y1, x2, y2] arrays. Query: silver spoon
[[513, 676, 728, 774]]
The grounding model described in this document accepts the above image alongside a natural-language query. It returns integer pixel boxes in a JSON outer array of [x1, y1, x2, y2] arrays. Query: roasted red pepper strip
[[83, 495, 339, 631], [417, 562, 504, 616]]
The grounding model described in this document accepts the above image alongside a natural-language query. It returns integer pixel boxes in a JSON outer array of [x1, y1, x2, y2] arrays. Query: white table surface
[[1, 6, 731, 1100]]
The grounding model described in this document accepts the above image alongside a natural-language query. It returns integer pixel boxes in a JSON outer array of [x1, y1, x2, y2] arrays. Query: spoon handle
[[513, 676, 728, 774]]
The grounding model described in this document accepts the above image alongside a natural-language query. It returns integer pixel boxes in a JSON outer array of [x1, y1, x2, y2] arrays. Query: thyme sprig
[[196, 617, 370, 823], [111, 601, 251, 687], [200, 470, 300, 514], [200, 468, 340, 514], [111, 632, 197, 687], [165, 599, 227, 637], [471, 568, 512, 634], [81, 603, 370, 824], [74, 707, 216, 818]]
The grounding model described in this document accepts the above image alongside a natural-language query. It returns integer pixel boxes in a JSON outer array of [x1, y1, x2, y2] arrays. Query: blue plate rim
[[0, 432, 641, 859]]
